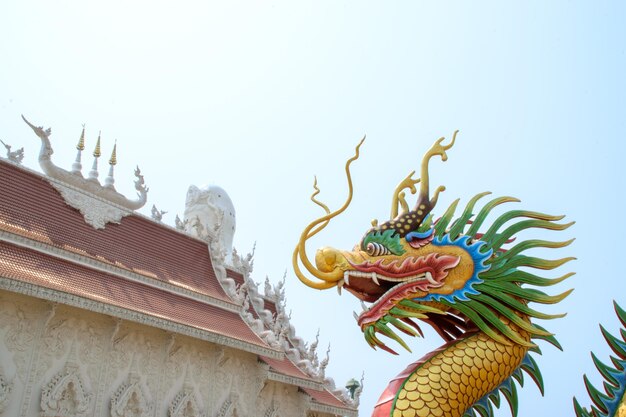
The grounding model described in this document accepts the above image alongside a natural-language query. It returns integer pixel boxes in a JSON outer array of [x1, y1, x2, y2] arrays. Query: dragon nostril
[[315, 247, 342, 273], [324, 250, 336, 267]]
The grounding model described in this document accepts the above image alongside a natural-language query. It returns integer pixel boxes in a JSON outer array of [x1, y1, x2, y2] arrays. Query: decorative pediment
[[22, 116, 149, 229], [168, 386, 202, 417], [111, 371, 153, 417], [40, 362, 93, 417]]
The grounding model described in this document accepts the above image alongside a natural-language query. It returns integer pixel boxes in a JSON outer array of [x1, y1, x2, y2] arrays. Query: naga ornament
[[294, 133, 625, 417]]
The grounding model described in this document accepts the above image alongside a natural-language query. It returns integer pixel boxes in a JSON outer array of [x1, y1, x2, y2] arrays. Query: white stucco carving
[[40, 351, 93, 417], [169, 382, 202, 417], [49, 181, 132, 229], [21, 116, 149, 229], [0, 290, 356, 417], [1, 139, 24, 164], [183, 185, 236, 262], [110, 363, 153, 417], [216, 397, 234, 417], [151, 205, 167, 222]]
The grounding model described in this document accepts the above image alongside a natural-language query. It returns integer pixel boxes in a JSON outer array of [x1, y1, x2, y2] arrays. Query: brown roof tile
[[226, 269, 245, 287], [0, 240, 271, 351], [260, 355, 314, 380], [0, 161, 229, 302], [303, 387, 355, 409]]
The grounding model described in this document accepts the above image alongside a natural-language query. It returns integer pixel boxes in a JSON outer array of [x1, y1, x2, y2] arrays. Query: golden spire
[[93, 132, 101, 157], [77, 124, 85, 151], [109, 141, 117, 166]]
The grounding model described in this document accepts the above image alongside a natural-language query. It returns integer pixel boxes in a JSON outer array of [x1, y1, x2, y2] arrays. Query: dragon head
[[294, 133, 574, 354]]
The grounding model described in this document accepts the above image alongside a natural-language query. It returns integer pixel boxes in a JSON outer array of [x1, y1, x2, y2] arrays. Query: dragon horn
[[414, 130, 457, 212], [293, 137, 364, 289]]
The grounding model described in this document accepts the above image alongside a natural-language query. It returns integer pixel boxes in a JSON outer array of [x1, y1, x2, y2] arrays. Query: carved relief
[[110, 368, 153, 417], [40, 357, 93, 417], [50, 182, 133, 230], [215, 395, 238, 417], [22, 116, 149, 226], [168, 382, 202, 417], [183, 184, 236, 261], [0, 295, 43, 383], [37, 311, 108, 399]]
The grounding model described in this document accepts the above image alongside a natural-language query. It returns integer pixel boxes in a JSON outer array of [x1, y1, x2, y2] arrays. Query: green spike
[[521, 354, 545, 395], [573, 397, 591, 417], [464, 301, 536, 347], [466, 196, 520, 238], [388, 316, 420, 337], [489, 219, 575, 252], [442, 301, 511, 346], [398, 299, 446, 314], [487, 239, 575, 267], [481, 281, 573, 305], [481, 210, 565, 243], [490, 392, 501, 408], [512, 369, 525, 387], [417, 213, 434, 233], [375, 321, 412, 352], [590, 353, 619, 387], [468, 293, 553, 336], [484, 255, 576, 277], [388, 306, 428, 320], [434, 198, 460, 236], [531, 324, 563, 350], [448, 192, 492, 239], [614, 301, 626, 328], [473, 403, 492, 417], [485, 289, 566, 320], [501, 382, 519, 417], [498, 271, 574, 288], [583, 374, 610, 414], [600, 325, 626, 358]]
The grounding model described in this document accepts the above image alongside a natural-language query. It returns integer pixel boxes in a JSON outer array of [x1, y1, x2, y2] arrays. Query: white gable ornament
[[22, 116, 149, 230]]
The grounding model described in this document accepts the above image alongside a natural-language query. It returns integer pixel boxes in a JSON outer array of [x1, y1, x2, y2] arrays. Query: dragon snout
[[315, 247, 344, 273]]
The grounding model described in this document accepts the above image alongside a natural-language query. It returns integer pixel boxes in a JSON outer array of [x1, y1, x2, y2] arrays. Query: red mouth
[[343, 253, 460, 303]]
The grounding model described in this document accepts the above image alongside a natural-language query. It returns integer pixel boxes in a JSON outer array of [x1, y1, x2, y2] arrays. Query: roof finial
[[109, 141, 117, 166], [77, 124, 85, 150], [104, 141, 117, 189], [72, 124, 86, 175], [88, 131, 102, 181], [93, 131, 101, 157]]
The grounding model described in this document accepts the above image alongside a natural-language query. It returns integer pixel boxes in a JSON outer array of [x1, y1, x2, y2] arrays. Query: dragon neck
[[375, 322, 532, 417]]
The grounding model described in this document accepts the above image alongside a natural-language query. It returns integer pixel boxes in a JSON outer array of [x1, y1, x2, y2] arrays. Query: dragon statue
[[293, 133, 626, 417]]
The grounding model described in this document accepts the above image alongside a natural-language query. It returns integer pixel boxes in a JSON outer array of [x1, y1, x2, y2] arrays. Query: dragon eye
[[366, 242, 391, 257]]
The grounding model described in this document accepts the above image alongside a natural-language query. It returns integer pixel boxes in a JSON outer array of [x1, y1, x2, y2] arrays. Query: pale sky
[[1, 1, 625, 416]]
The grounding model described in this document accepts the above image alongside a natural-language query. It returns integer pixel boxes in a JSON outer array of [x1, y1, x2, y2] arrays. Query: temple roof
[[0, 158, 357, 415]]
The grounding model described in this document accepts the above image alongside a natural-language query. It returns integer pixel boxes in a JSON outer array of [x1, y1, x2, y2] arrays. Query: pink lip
[[350, 253, 460, 280], [355, 253, 461, 327]]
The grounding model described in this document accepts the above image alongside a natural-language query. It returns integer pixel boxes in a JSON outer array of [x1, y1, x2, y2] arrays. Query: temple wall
[[0, 290, 332, 417]]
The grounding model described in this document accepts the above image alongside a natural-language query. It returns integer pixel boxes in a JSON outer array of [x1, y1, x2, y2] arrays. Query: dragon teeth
[[361, 301, 368, 311], [344, 271, 350, 286], [425, 272, 437, 285], [337, 279, 344, 296], [371, 272, 379, 285]]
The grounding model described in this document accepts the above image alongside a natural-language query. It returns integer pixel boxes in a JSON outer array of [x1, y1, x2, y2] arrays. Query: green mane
[[431, 192, 575, 347]]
